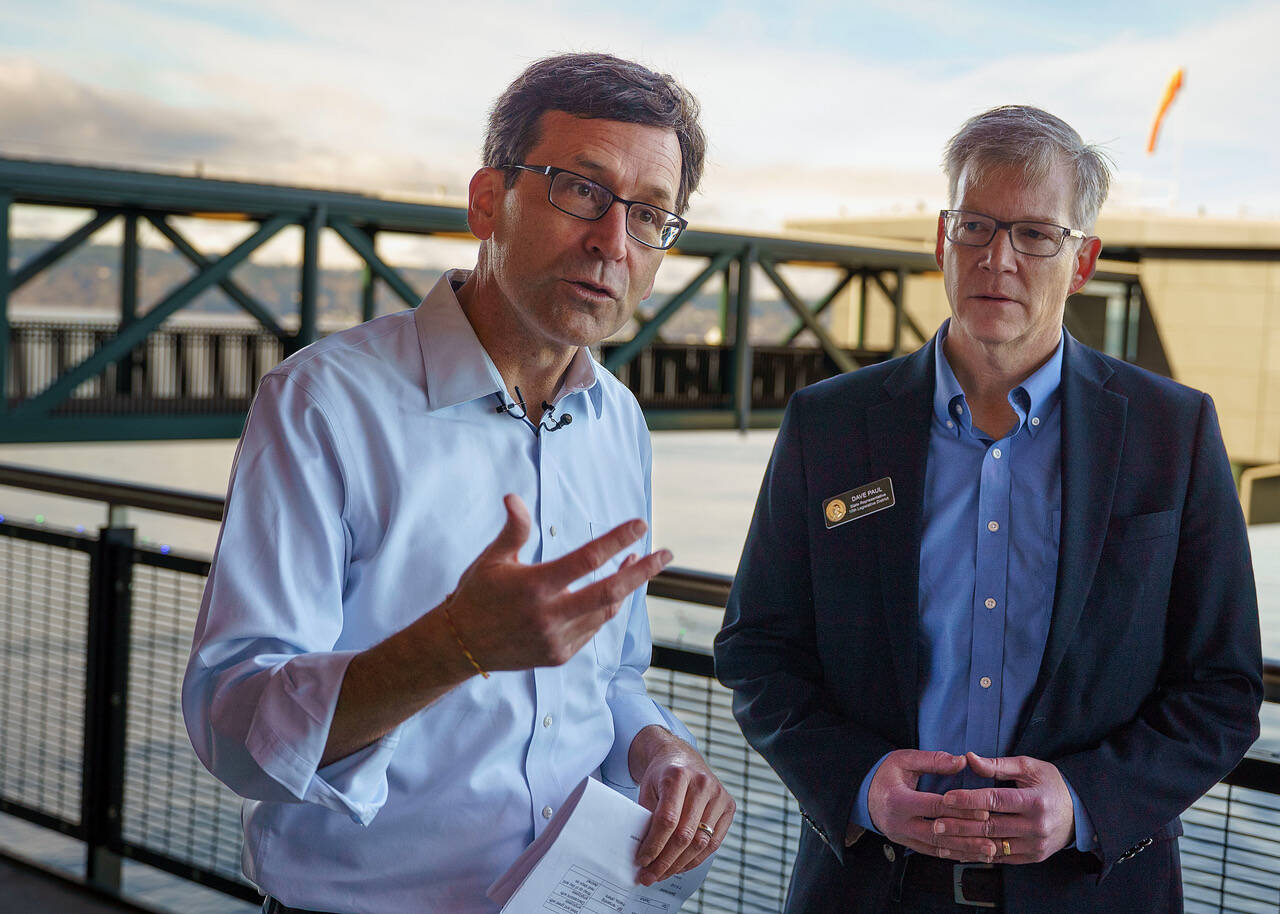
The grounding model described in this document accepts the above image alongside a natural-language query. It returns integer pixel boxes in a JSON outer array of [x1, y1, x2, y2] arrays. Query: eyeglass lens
[[548, 171, 681, 249], [946, 212, 1066, 257]]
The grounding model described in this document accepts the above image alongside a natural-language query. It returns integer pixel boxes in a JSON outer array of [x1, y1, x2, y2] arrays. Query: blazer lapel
[[1018, 335, 1128, 747], [866, 340, 935, 741]]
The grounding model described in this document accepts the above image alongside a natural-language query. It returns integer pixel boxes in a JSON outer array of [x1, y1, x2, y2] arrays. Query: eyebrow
[[962, 208, 1067, 226], [571, 155, 677, 210]]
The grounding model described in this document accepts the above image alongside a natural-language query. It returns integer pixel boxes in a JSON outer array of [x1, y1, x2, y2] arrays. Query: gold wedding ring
[[697, 823, 715, 837], [1001, 839, 1012, 857]]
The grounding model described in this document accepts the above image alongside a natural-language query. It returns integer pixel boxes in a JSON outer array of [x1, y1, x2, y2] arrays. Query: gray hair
[[943, 105, 1113, 231], [484, 53, 705, 215]]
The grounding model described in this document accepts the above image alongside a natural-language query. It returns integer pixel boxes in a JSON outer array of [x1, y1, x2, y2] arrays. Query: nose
[[584, 200, 629, 261], [980, 226, 1018, 272]]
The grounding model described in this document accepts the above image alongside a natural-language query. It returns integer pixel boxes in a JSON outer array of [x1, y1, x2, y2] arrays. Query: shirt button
[[954, 404, 964, 415], [980, 676, 992, 689], [987, 520, 999, 532], [883, 844, 896, 862], [992, 448, 1002, 459], [542, 806, 554, 819], [549, 525, 557, 537], [543, 715, 553, 728], [1031, 416, 1041, 427], [945, 420, 955, 429], [985, 597, 997, 609]]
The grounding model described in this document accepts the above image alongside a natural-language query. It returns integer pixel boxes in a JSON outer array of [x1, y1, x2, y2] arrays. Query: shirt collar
[[932, 319, 1064, 440], [414, 269, 604, 418]]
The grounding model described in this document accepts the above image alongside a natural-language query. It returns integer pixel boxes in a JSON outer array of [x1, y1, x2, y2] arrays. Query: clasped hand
[[868, 750, 1075, 864]]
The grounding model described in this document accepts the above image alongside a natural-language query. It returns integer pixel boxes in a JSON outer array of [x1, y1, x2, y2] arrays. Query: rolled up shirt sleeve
[[182, 373, 396, 825]]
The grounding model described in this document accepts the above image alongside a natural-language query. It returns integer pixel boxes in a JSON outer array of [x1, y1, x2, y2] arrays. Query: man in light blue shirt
[[183, 53, 733, 914], [717, 106, 1261, 912]]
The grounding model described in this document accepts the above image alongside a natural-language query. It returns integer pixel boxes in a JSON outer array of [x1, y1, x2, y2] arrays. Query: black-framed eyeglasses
[[505, 164, 687, 250], [941, 209, 1086, 258]]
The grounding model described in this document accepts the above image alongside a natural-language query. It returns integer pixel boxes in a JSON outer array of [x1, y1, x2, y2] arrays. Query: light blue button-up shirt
[[183, 271, 691, 913], [853, 323, 1096, 852]]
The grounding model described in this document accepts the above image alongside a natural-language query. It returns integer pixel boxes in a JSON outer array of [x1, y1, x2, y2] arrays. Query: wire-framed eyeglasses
[[506, 164, 687, 250], [941, 209, 1086, 258]]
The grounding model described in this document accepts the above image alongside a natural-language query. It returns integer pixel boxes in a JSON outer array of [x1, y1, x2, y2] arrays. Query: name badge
[[823, 477, 895, 529]]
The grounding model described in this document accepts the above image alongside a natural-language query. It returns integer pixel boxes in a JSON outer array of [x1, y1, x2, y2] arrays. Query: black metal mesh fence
[[644, 665, 802, 913], [123, 553, 247, 887], [1183, 782, 1280, 913], [0, 526, 92, 832], [0, 516, 1278, 913]]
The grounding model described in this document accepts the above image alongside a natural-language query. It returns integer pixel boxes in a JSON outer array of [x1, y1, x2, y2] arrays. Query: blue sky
[[2, 0, 1277, 229]]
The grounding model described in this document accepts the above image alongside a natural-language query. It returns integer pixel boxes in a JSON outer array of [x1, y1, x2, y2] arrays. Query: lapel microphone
[[494, 388, 573, 433], [540, 402, 573, 433]]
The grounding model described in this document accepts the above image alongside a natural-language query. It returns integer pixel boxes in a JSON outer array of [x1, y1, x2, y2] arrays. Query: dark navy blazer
[[715, 332, 1263, 913]]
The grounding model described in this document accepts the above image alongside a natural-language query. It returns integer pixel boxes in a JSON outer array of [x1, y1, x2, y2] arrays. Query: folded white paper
[[487, 777, 715, 913]]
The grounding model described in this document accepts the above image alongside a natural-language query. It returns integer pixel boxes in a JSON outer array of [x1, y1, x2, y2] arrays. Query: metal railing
[[3, 318, 891, 433], [0, 462, 1277, 913]]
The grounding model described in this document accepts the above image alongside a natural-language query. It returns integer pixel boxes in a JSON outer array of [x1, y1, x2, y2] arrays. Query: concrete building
[[788, 212, 1280, 470]]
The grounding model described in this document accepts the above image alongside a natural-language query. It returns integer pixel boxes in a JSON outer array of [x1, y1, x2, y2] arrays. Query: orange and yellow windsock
[[1147, 68, 1185, 155]]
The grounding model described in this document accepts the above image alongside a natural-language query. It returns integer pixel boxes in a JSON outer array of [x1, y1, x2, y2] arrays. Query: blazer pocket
[[1107, 509, 1179, 543]]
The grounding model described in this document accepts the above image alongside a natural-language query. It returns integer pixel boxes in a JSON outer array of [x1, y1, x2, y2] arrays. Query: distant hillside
[[7, 237, 807, 343]]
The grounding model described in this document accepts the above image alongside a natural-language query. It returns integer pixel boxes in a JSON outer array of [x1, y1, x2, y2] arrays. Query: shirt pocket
[[588, 520, 631, 672]]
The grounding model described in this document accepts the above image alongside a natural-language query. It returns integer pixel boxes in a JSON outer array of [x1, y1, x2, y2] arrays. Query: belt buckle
[[953, 862, 997, 908]]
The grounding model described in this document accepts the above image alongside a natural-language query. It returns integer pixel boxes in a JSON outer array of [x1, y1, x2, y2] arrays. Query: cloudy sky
[[2, 0, 1278, 233]]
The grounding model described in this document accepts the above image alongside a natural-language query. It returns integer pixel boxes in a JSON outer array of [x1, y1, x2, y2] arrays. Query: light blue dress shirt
[[182, 271, 691, 913], [852, 322, 1097, 852]]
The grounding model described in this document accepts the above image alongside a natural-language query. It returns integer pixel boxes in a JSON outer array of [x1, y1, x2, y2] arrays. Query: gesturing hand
[[933, 752, 1075, 864], [630, 726, 735, 887], [447, 494, 671, 672], [867, 750, 991, 860]]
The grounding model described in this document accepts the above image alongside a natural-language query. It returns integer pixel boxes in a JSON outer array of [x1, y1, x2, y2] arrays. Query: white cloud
[[2, 0, 1277, 228]]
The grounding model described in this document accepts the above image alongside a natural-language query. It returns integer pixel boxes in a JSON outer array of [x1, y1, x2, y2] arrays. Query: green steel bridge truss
[[1, 155, 1151, 442]]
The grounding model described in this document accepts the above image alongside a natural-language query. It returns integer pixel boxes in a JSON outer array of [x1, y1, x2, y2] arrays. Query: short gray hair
[[943, 105, 1113, 231]]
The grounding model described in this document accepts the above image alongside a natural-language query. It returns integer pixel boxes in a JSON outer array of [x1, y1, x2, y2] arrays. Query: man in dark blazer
[[715, 105, 1262, 913]]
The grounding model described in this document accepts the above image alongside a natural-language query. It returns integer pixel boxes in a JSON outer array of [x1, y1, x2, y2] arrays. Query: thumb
[[965, 752, 1022, 783], [487, 494, 532, 558]]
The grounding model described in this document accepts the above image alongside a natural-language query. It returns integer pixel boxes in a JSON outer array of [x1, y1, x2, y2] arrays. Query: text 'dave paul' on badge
[[823, 477, 895, 529]]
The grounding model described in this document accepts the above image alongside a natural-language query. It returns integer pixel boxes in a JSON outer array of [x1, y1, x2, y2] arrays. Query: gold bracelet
[[443, 599, 489, 679]]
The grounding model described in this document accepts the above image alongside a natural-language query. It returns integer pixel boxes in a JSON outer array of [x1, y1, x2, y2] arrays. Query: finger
[[564, 549, 672, 619], [943, 786, 1030, 816], [932, 813, 1030, 840], [636, 773, 689, 873], [542, 518, 648, 588], [486, 494, 532, 558], [888, 749, 968, 780], [665, 793, 733, 876], [641, 790, 711, 884], [896, 787, 989, 823], [965, 752, 1032, 784]]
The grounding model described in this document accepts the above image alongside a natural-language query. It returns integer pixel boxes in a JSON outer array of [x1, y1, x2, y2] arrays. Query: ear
[[1068, 235, 1102, 295], [935, 212, 947, 270], [467, 167, 503, 241]]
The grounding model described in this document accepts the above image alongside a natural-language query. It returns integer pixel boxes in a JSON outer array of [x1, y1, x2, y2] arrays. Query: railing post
[[891, 268, 906, 356], [733, 245, 756, 432], [82, 514, 135, 894], [297, 205, 326, 351], [360, 227, 377, 323], [0, 191, 10, 409], [117, 212, 139, 397], [857, 270, 868, 350]]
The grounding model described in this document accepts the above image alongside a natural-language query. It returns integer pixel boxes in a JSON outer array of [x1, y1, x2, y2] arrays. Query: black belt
[[902, 854, 1002, 909], [263, 898, 341, 914]]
